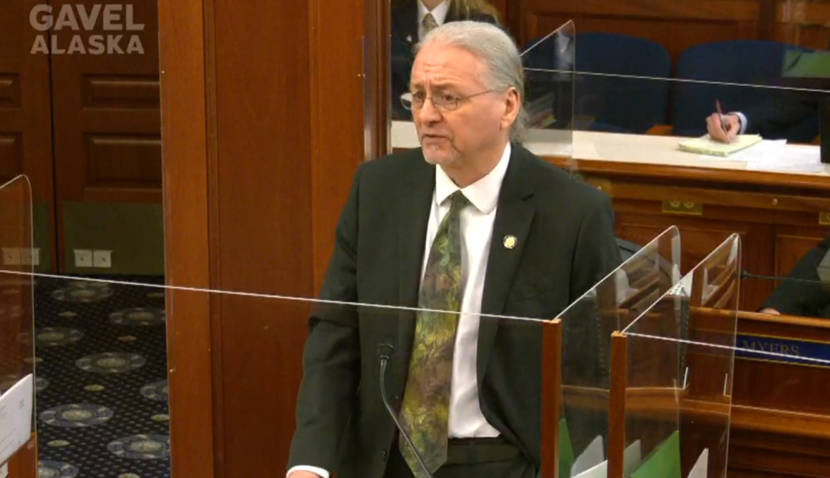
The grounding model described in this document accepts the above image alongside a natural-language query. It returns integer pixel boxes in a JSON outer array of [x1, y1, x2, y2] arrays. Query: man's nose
[[417, 97, 442, 122]]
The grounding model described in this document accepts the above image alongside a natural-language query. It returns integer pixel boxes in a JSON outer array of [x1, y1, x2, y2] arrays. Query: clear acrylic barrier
[[556, 225, 681, 476], [616, 234, 742, 478], [18, 272, 559, 477], [520, 20, 575, 159], [10, 225, 830, 477], [0, 175, 35, 466]]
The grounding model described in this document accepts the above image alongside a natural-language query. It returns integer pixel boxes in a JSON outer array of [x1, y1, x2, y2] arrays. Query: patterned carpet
[[33, 277, 170, 478]]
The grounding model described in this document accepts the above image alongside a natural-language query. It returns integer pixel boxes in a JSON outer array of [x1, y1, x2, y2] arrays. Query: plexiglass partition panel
[[24, 274, 556, 477], [521, 20, 575, 162], [618, 234, 741, 478], [556, 226, 681, 477], [0, 175, 35, 466]]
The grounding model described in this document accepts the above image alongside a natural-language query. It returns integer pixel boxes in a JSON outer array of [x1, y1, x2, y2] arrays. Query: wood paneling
[[0, 134, 22, 177], [50, 0, 161, 269], [0, 73, 21, 107], [776, 0, 830, 48], [86, 134, 161, 187], [507, 0, 830, 65], [6, 436, 37, 478], [545, 156, 829, 313], [774, 231, 825, 277], [83, 74, 160, 109], [162, 0, 376, 475], [515, 0, 760, 59], [0, 0, 55, 270], [158, 0, 213, 475], [729, 312, 830, 476]]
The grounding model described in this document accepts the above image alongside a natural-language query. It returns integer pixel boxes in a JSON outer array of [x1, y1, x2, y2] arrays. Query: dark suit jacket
[[763, 232, 830, 318], [390, 1, 498, 119], [287, 144, 621, 477], [744, 94, 822, 142]]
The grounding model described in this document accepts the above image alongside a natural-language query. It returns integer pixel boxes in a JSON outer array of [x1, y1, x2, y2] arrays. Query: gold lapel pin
[[503, 235, 517, 250]]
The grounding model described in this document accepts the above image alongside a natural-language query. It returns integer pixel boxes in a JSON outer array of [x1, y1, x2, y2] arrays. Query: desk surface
[[391, 121, 830, 189]]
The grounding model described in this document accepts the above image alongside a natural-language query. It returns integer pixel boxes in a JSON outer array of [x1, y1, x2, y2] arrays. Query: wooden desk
[[393, 124, 830, 311], [731, 311, 830, 477], [549, 131, 830, 312]]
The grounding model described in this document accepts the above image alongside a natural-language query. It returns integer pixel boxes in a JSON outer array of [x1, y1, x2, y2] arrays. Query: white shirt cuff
[[286, 465, 330, 478], [733, 111, 748, 134]]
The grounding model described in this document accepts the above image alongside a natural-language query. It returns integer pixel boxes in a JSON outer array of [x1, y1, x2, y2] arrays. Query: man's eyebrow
[[409, 81, 458, 91]]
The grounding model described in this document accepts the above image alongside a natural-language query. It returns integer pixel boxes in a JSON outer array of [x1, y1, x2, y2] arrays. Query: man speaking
[[288, 21, 620, 478]]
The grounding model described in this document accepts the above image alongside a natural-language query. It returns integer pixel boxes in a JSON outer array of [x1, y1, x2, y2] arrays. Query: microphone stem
[[742, 270, 823, 285], [379, 356, 434, 478]]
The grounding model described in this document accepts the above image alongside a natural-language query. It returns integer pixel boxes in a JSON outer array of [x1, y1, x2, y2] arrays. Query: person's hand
[[287, 471, 322, 478], [760, 307, 781, 315], [706, 112, 740, 142]]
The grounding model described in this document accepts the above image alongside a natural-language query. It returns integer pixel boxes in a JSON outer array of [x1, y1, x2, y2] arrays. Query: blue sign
[[736, 334, 830, 367]]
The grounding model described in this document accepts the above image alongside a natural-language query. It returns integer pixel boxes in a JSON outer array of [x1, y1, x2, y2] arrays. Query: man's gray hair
[[416, 21, 527, 142]]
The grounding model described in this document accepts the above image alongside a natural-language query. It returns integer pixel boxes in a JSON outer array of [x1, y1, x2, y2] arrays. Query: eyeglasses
[[402, 89, 497, 112]]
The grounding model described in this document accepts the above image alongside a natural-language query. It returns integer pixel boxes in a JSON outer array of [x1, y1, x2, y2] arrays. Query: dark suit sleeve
[[287, 167, 364, 471], [762, 233, 830, 317], [570, 193, 622, 301], [744, 95, 819, 142]]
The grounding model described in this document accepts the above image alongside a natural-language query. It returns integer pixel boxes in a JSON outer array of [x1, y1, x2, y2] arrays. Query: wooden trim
[[6, 434, 36, 478], [732, 403, 830, 440], [158, 0, 215, 476], [738, 310, 830, 342], [370, 0, 391, 158], [309, 0, 368, 292], [541, 318, 563, 478], [546, 156, 830, 192], [607, 332, 627, 478]]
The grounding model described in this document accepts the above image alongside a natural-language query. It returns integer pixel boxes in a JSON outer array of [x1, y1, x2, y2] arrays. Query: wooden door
[[49, 0, 161, 273], [0, 0, 55, 272]]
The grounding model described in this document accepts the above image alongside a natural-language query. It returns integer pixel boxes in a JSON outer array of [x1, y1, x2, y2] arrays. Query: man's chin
[[422, 151, 454, 166], [420, 144, 456, 165]]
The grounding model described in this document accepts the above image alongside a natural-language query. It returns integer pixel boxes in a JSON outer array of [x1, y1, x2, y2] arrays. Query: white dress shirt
[[417, 0, 450, 40], [426, 143, 510, 438], [287, 143, 511, 478]]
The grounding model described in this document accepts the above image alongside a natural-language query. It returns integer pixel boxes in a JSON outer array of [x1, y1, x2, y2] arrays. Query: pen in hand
[[715, 99, 731, 142]]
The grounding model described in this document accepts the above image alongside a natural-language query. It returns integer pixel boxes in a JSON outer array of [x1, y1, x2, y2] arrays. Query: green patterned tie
[[399, 191, 469, 476]]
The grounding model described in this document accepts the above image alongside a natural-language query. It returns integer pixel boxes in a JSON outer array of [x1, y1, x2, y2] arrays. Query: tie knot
[[447, 191, 469, 212], [423, 12, 438, 35]]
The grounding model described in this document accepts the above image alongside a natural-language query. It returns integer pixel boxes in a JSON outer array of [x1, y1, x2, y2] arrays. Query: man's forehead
[[411, 42, 484, 81]]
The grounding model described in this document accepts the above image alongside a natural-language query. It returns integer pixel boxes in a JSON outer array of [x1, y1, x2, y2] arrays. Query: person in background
[[706, 97, 820, 143], [287, 21, 620, 478], [706, 45, 830, 143], [760, 231, 830, 318], [391, 0, 500, 119]]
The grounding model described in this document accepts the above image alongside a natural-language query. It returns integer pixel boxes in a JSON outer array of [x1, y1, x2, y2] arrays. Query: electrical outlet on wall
[[2, 247, 20, 265], [93, 250, 112, 268], [74, 249, 93, 268], [20, 248, 40, 266]]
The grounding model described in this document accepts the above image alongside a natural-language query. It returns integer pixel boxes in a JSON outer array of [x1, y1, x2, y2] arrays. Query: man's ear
[[500, 87, 520, 131]]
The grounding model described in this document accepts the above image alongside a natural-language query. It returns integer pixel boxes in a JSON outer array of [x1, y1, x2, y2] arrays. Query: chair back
[[672, 40, 813, 137]]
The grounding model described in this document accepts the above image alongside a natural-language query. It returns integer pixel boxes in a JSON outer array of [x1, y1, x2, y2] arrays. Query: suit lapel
[[391, 0, 418, 48], [397, 152, 434, 362], [477, 146, 536, 382]]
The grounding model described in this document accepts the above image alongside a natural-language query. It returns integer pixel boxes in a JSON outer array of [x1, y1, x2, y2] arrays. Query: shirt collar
[[434, 142, 511, 214], [418, 0, 451, 26]]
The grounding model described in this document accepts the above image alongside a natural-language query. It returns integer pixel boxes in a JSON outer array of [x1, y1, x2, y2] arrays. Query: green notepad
[[678, 134, 762, 157], [630, 430, 681, 478]]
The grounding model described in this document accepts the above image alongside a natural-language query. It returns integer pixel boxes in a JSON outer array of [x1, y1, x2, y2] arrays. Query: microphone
[[376, 343, 434, 478], [740, 269, 826, 286]]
